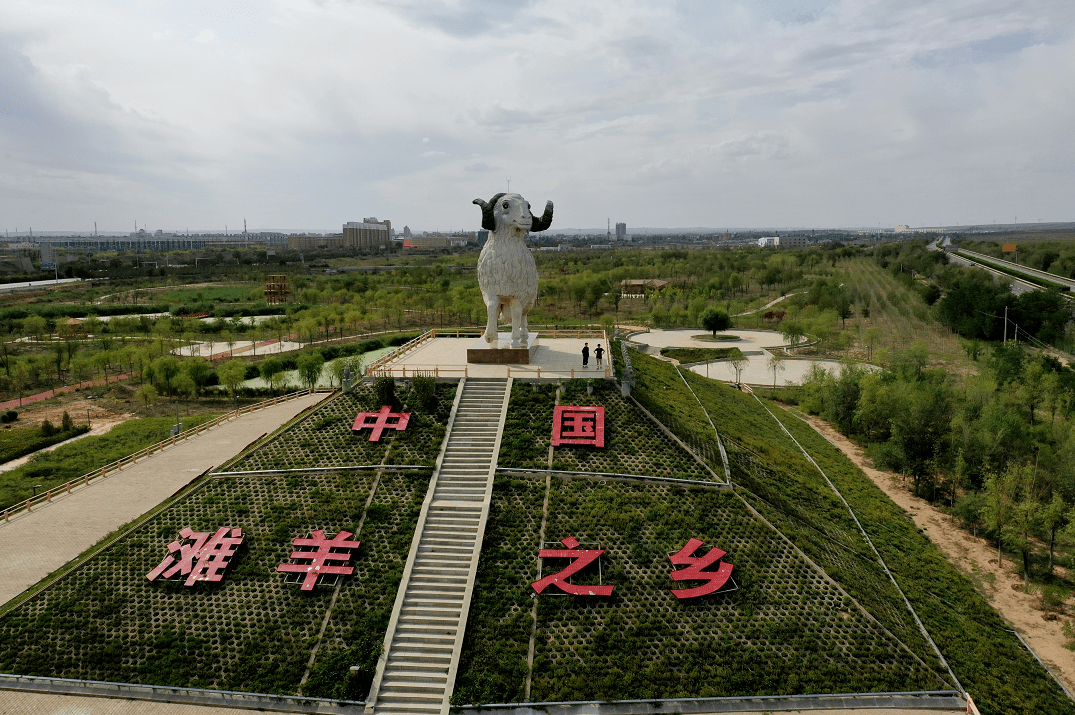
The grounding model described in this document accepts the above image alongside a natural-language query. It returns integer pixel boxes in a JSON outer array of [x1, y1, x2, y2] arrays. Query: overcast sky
[[2, 0, 1073, 233]]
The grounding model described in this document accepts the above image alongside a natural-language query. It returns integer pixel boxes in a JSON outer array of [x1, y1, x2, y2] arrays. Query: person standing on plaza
[[595, 344, 604, 368], [582, 342, 589, 368]]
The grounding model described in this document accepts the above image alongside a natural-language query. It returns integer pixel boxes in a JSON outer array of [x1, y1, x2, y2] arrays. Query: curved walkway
[[0, 392, 326, 608], [733, 291, 802, 316]]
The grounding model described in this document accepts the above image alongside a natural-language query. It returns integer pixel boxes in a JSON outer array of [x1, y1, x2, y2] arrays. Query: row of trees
[[800, 341, 1075, 581]]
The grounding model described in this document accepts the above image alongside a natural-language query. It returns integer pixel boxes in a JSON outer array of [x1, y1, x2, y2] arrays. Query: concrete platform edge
[[0, 673, 365, 714], [451, 691, 966, 714]]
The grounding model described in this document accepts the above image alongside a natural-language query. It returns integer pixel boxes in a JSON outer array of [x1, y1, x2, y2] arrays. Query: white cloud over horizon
[[1, 0, 1073, 233]]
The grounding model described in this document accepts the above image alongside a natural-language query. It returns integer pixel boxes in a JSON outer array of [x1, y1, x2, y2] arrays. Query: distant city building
[[615, 222, 627, 240], [894, 224, 945, 234], [343, 218, 392, 247], [476, 229, 489, 246], [288, 235, 346, 250], [402, 225, 412, 238], [776, 236, 809, 249], [589, 244, 612, 250], [40, 243, 56, 271], [403, 236, 451, 250], [757, 236, 778, 247]]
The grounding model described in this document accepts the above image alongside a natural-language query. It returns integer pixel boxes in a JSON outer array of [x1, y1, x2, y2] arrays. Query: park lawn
[[689, 334, 741, 341], [659, 346, 744, 363], [0, 414, 218, 511], [162, 285, 259, 304]]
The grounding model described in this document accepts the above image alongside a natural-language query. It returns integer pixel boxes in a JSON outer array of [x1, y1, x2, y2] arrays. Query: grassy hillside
[[0, 379, 457, 699], [457, 350, 1075, 714], [0, 469, 428, 698]]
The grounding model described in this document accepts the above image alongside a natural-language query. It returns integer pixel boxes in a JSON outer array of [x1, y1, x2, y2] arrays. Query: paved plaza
[[0, 392, 326, 608], [626, 328, 872, 386], [374, 333, 614, 379]]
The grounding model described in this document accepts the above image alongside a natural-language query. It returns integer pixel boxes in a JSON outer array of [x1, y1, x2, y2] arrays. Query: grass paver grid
[[452, 475, 547, 705], [551, 380, 710, 481], [228, 382, 456, 472], [0, 468, 430, 700], [622, 352, 946, 671], [669, 363, 941, 669], [497, 383, 557, 470], [454, 474, 948, 704]]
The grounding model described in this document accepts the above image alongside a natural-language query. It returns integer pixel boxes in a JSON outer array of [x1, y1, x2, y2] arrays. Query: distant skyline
[[2, 0, 1074, 232]]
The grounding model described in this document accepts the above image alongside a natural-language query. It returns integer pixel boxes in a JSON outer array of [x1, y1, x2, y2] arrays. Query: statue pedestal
[[467, 333, 539, 364]]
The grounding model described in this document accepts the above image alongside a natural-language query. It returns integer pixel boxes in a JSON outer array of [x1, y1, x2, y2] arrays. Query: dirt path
[[0, 399, 136, 473], [802, 414, 1075, 694]]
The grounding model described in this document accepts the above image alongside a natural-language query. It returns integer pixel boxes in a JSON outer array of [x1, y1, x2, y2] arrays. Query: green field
[[659, 346, 744, 363]]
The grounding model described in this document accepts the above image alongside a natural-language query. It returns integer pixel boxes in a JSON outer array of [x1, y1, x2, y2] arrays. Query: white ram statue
[[472, 192, 554, 348]]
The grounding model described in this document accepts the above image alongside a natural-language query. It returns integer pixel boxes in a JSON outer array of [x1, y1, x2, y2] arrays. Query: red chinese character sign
[[276, 530, 361, 590], [531, 536, 614, 596], [551, 406, 605, 448], [147, 527, 244, 586], [352, 405, 411, 442], [669, 538, 735, 599]]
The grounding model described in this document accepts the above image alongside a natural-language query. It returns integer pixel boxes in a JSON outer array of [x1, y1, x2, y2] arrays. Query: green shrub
[[1041, 584, 1069, 612], [411, 375, 436, 410], [40, 420, 58, 438], [1, 410, 17, 423], [375, 376, 397, 407]]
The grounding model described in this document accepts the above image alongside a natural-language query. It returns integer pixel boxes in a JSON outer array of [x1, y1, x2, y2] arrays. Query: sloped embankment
[[453, 349, 1075, 713]]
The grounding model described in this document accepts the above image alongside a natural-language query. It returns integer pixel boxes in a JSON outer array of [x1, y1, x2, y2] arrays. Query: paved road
[[0, 392, 326, 608]]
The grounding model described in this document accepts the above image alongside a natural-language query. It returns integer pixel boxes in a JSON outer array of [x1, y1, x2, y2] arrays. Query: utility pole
[[1004, 305, 1008, 343]]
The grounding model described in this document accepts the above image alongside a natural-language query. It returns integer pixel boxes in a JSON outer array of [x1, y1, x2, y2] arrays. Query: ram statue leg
[[509, 298, 526, 348], [482, 291, 499, 343], [520, 300, 534, 344]]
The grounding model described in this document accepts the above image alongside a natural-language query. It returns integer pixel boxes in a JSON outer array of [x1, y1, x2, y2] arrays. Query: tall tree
[[296, 352, 326, 390]]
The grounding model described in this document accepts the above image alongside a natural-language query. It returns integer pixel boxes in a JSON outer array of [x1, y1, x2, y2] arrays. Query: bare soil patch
[[0, 397, 137, 472], [803, 414, 1075, 694], [4, 396, 133, 432]]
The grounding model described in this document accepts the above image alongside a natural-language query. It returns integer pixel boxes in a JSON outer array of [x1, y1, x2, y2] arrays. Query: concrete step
[[371, 377, 510, 715]]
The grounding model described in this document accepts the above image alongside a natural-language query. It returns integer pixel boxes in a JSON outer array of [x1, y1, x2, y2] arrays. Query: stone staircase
[[366, 377, 511, 715]]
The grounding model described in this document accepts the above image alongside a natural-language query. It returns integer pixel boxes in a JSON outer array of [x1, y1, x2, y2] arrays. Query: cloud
[[711, 132, 791, 161], [0, 0, 1073, 230], [367, 0, 545, 38], [193, 28, 219, 44], [913, 32, 1039, 69]]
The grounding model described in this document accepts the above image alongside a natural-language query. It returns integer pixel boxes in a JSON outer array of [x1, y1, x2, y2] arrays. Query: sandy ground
[[0, 398, 135, 473], [802, 413, 1075, 694]]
